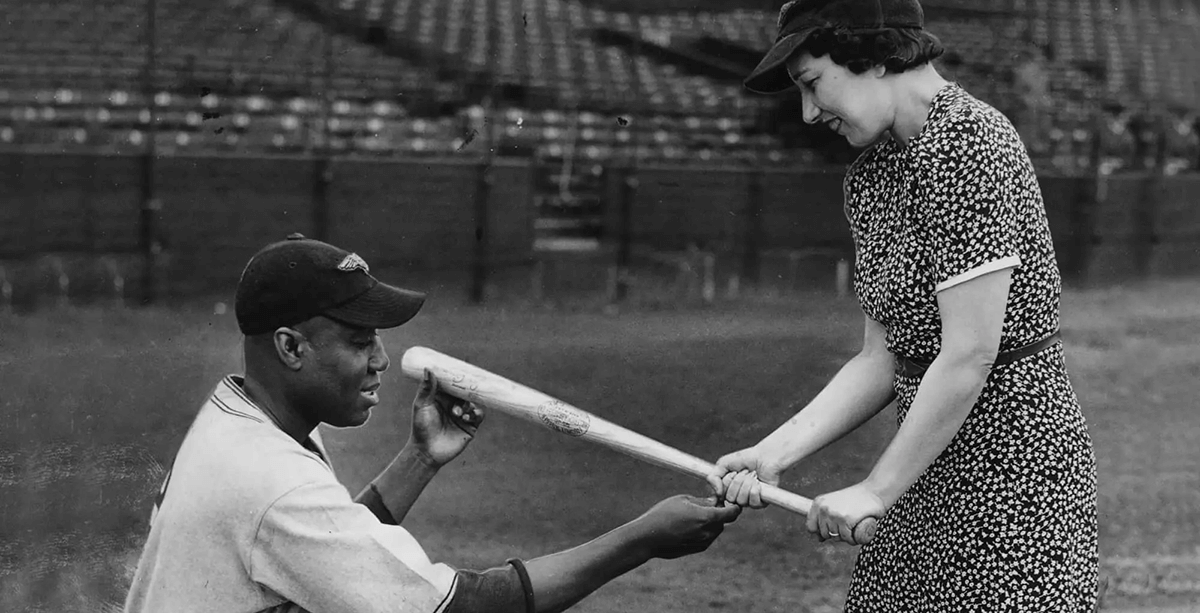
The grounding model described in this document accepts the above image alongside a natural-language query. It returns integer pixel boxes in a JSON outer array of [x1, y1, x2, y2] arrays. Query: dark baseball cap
[[235, 233, 426, 335], [744, 0, 926, 94]]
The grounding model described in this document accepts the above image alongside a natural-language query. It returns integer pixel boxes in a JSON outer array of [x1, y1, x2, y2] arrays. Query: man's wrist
[[399, 442, 442, 472], [621, 516, 661, 562]]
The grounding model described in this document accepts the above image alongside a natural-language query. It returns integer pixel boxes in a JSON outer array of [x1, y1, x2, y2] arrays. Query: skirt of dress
[[845, 344, 1099, 613]]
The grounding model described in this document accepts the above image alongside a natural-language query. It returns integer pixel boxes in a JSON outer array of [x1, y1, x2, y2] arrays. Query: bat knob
[[852, 517, 879, 545]]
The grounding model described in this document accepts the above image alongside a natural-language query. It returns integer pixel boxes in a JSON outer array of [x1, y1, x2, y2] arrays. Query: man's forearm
[[759, 351, 897, 469], [522, 521, 652, 613], [354, 446, 439, 524], [864, 356, 990, 507]]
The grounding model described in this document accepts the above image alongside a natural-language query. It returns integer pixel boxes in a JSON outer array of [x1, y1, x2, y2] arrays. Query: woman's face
[[786, 52, 894, 148]]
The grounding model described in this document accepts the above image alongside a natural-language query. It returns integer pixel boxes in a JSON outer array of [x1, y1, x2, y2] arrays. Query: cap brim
[[743, 29, 815, 94], [323, 281, 427, 330]]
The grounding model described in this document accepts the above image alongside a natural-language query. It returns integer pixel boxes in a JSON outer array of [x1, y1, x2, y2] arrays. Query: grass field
[[1, 278, 1198, 612]]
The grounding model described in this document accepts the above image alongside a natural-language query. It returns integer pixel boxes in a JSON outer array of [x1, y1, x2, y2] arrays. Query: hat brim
[[323, 281, 427, 330], [743, 29, 816, 95]]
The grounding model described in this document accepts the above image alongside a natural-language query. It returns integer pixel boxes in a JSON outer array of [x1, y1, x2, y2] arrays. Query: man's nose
[[370, 341, 389, 373]]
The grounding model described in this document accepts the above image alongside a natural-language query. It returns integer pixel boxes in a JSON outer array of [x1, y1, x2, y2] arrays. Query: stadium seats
[[0, 0, 1195, 168]]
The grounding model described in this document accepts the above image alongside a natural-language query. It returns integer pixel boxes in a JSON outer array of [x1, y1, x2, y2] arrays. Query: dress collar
[[881, 81, 963, 157], [905, 81, 963, 149]]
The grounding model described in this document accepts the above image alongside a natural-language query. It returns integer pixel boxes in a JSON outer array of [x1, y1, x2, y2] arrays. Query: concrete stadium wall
[[601, 165, 1200, 286], [609, 165, 1091, 254], [0, 153, 535, 297], [154, 156, 317, 295], [603, 165, 852, 254], [1036, 176, 1092, 280], [1, 152, 1198, 302], [1081, 176, 1155, 283], [615, 164, 749, 250], [0, 154, 143, 255], [1072, 174, 1200, 283], [1148, 175, 1200, 277], [758, 167, 850, 252]]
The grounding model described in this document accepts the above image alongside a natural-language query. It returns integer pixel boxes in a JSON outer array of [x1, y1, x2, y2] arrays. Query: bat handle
[[759, 483, 880, 545], [851, 517, 879, 545], [758, 482, 812, 515]]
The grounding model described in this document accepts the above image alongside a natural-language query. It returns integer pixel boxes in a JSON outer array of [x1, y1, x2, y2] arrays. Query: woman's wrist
[[861, 473, 897, 509], [863, 455, 916, 509], [752, 440, 792, 475]]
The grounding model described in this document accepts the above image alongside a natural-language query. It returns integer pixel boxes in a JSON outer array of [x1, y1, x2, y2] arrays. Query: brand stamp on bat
[[537, 400, 590, 437]]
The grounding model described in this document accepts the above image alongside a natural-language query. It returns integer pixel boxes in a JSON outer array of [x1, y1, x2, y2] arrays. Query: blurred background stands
[[0, 0, 1198, 309], [0, 0, 1195, 171]]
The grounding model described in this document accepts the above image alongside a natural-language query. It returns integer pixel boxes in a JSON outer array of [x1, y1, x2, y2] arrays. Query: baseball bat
[[400, 346, 878, 545]]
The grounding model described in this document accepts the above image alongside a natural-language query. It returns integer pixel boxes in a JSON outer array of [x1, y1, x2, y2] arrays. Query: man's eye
[[803, 79, 817, 89]]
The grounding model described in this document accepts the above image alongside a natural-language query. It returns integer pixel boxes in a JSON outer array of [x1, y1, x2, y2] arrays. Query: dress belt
[[896, 331, 1062, 379]]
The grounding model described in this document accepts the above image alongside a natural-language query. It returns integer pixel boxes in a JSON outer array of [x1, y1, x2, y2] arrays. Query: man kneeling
[[123, 234, 740, 613]]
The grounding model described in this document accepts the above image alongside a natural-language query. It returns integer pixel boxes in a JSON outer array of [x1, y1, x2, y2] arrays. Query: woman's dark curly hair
[[801, 26, 946, 74]]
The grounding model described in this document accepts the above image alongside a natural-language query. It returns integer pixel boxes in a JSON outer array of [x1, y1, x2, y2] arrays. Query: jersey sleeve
[[249, 480, 460, 613], [918, 111, 1024, 293]]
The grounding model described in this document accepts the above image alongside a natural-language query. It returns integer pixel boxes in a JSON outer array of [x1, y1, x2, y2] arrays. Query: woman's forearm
[[864, 355, 990, 507], [759, 350, 897, 469]]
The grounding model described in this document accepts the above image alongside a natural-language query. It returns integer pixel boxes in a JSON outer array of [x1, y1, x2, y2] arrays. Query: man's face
[[293, 316, 389, 428]]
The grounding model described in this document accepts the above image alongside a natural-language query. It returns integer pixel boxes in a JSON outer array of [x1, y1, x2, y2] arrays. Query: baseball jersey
[[123, 375, 486, 613]]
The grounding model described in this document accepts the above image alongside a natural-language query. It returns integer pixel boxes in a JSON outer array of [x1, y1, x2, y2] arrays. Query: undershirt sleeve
[[439, 559, 535, 613]]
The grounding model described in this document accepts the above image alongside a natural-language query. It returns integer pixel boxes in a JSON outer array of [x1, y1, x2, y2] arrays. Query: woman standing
[[709, 0, 1099, 611]]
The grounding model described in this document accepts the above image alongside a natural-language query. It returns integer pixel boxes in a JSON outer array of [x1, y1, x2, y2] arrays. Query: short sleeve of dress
[[918, 110, 1024, 293]]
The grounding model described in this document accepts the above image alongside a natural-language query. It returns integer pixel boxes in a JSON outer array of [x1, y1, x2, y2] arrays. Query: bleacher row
[[0, 86, 803, 163], [315, 0, 769, 113], [289, 0, 1200, 112], [0, 0, 1197, 166]]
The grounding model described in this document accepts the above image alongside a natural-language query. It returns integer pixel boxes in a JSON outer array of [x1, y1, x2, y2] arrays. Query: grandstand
[[1, 0, 1197, 167], [0, 0, 1197, 295]]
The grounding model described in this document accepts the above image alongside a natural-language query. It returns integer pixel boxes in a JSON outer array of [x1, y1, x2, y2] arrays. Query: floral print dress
[[841, 83, 1099, 613]]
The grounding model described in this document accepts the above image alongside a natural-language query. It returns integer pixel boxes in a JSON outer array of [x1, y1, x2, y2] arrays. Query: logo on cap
[[337, 253, 370, 273]]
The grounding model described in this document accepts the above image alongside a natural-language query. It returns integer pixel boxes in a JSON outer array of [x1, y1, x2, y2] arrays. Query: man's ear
[[273, 327, 307, 371]]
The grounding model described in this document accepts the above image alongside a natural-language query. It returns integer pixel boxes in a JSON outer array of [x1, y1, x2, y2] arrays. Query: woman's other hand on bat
[[633, 495, 742, 560], [706, 446, 783, 509], [408, 368, 486, 468], [807, 482, 884, 545]]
